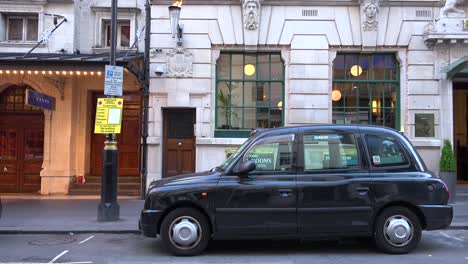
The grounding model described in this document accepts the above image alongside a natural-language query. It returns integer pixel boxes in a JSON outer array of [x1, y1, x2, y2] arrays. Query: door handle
[[178, 142, 182, 146], [278, 189, 293, 197], [356, 187, 370, 195]]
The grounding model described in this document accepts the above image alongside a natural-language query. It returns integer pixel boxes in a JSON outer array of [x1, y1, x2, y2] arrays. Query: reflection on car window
[[365, 134, 408, 167], [304, 133, 359, 170], [218, 136, 255, 171], [243, 134, 294, 172]]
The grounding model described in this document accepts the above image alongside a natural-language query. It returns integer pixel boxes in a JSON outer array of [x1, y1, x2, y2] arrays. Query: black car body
[[140, 125, 452, 255]]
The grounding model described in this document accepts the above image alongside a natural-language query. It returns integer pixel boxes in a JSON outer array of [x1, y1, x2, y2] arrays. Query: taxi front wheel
[[160, 207, 211, 256]]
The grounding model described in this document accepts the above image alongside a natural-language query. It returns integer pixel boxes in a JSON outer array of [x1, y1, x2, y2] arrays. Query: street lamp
[[169, 2, 183, 46]]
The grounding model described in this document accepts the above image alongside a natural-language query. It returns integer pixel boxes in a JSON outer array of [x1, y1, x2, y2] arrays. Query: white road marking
[[440, 232, 464, 242], [48, 250, 68, 263], [78, 236, 95, 244]]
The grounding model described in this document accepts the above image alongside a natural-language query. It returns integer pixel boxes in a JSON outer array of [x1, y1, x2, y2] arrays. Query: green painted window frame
[[332, 53, 400, 129], [215, 52, 285, 138]]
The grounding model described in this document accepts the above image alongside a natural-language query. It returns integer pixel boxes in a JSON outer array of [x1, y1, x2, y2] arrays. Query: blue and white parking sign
[[104, 65, 123, 96]]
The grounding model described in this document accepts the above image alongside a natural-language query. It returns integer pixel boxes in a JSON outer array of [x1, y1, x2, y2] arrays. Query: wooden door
[[0, 85, 43, 193], [162, 108, 196, 178], [90, 92, 141, 176]]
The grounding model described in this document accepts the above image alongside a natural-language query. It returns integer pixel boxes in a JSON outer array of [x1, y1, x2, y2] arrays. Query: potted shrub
[[439, 139, 456, 203]]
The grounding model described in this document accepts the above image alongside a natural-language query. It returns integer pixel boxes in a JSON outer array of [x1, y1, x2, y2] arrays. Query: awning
[[442, 56, 468, 79], [0, 52, 145, 80]]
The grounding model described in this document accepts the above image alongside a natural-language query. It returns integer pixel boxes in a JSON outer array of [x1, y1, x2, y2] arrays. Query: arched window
[[332, 54, 400, 129], [0, 85, 41, 113]]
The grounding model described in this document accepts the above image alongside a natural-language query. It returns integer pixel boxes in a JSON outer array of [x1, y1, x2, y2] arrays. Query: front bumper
[[418, 205, 453, 230], [139, 209, 164, 237]]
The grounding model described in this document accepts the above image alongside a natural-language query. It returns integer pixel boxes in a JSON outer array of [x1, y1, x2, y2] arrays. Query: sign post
[[98, 0, 121, 222]]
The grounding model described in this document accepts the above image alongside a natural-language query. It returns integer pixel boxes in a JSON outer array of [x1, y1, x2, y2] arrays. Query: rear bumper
[[418, 205, 453, 230], [139, 209, 164, 237]]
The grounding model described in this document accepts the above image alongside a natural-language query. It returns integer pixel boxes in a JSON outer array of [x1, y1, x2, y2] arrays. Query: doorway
[[453, 82, 468, 183], [90, 92, 141, 177], [0, 85, 44, 193], [162, 108, 196, 178]]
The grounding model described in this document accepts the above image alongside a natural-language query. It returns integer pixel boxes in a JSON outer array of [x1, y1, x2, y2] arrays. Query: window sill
[[215, 129, 252, 138], [0, 42, 42, 48], [92, 47, 131, 53]]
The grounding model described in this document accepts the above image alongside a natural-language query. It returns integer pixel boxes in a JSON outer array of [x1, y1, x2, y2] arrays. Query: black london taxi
[[139, 125, 452, 256]]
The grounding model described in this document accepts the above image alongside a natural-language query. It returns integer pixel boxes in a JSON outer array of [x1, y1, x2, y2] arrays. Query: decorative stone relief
[[166, 47, 193, 78], [43, 76, 65, 100], [241, 0, 263, 30], [439, 0, 466, 17], [361, 0, 381, 31]]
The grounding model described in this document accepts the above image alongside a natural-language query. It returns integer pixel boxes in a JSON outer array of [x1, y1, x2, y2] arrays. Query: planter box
[[440, 172, 456, 204]]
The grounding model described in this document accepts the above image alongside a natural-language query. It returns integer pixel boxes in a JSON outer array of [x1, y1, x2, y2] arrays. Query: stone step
[[68, 188, 141, 196], [77, 176, 141, 184]]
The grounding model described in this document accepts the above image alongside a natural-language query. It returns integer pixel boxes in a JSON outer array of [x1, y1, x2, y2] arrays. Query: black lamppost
[[98, 0, 120, 222]]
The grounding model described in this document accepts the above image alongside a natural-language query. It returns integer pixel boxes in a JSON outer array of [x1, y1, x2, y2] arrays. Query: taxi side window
[[303, 133, 359, 170], [243, 134, 294, 172], [365, 134, 409, 167]]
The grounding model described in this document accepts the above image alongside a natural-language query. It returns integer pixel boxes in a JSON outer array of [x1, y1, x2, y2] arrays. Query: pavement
[[0, 185, 467, 234]]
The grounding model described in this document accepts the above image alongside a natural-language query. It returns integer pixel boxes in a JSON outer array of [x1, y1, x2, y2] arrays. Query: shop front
[[0, 52, 144, 195]]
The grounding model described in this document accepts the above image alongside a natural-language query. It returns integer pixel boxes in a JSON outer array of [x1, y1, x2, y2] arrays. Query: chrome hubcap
[[383, 215, 413, 247], [169, 216, 202, 250]]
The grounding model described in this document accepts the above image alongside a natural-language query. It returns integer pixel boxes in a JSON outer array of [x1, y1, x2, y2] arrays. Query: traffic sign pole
[[98, 0, 120, 222]]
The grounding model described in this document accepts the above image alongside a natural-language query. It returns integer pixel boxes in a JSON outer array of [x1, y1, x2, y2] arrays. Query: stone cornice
[[152, 0, 441, 7]]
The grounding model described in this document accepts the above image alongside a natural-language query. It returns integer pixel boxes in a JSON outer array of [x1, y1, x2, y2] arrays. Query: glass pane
[[382, 83, 397, 108], [385, 55, 398, 80], [120, 24, 130, 47], [270, 82, 283, 108], [244, 108, 256, 129], [26, 18, 38, 41], [270, 108, 282, 128], [271, 54, 283, 81], [217, 82, 230, 106], [0, 129, 17, 160], [357, 55, 370, 80], [218, 54, 231, 79], [244, 54, 256, 80], [333, 55, 345, 79], [230, 82, 242, 107], [258, 54, 269, 80], [345, 55, 359, 80], [8, 18, 23, 41], [303, 134, 359, 170], [231, 54, 243, 79], [372, 55, 385, 80], [244, 134, 294, 172], [243, 82, 256, 107], [24, 128, 44, 159], [257, 108, 269, 128], [217, 107, 242, 129], [358, 83, 370, 108], [255, 82, 269, 107], [383, 108, 396, 128], [105, 24, 111, 47], [365, 134, 408, 166]]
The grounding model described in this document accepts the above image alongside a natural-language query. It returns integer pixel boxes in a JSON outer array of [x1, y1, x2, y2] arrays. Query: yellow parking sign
[[94, 98, 123, 134]]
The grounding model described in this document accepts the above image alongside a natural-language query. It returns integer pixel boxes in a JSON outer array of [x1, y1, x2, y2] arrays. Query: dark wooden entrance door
[[90, 92, 141, 177], [162, 108, 196, 178], [0, 85, 44, 193]]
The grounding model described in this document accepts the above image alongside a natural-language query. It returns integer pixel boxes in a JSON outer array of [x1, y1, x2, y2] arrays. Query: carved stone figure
[[440, 0, 466, 17], [241, 0, 263, 30], [361, 0, 380, 31]]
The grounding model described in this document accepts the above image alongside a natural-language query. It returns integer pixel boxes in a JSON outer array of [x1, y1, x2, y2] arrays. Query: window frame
[[215, 52, 285, 138], [362, 133, 413, 171], [102, 20, 131, 49], [235, 133, 297, 175], [6, 14, 38, 42], [332, 53, 400, 129], [300, 131, 363, 174]]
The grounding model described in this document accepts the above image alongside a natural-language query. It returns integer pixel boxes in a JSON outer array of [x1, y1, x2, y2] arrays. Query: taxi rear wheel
[[373, 206, 422, 254]]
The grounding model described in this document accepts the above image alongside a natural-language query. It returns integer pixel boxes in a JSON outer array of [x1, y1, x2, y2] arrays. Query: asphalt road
[[0, 230, 467, 264]]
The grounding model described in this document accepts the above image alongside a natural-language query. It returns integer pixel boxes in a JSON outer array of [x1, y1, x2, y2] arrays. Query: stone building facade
[[147, 0, 468, 186]]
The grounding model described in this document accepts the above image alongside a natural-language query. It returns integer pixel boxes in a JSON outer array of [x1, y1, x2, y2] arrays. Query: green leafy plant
[[218, 83, 240, 128], [440, 140, 456, 173]]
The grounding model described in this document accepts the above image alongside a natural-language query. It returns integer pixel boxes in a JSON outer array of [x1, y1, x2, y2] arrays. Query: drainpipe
[[140, 0, 151, 199]]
